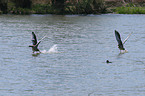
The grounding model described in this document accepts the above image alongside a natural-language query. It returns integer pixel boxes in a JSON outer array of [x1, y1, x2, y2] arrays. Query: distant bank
[[0, 0, 145, 15]]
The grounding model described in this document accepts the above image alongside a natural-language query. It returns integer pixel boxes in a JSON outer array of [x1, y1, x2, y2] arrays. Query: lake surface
[[0, 14, 145, 96]]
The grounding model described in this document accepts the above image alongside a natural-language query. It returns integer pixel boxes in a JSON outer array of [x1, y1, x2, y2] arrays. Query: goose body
[[29, 32, 41, 53]]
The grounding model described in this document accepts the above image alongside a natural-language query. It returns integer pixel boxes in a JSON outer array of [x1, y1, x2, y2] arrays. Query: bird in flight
[[29, 32, 41, 53], [115, 30, 132, 53]]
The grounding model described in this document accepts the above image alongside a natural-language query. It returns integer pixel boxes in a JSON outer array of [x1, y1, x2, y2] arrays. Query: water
[[0, 14, 145, 96]]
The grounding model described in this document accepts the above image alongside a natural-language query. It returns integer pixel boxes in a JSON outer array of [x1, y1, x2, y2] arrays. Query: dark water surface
[[0, 14, 145, 96]]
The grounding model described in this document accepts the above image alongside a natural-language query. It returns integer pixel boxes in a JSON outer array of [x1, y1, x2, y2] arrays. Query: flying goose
[[115, 30, 132, 53], [29, 32, 41, 53]]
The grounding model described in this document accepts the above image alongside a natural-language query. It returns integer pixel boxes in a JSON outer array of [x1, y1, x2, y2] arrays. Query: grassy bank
[[111, 3, 145, 14], [114, 6, 145, 14]]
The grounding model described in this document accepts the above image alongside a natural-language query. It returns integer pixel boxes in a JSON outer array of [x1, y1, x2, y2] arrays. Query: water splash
[[120, 50, 128, 54], [41, 50, 47, 53], [41, 44, 59, 54], [32, 51, 41, 56], [48, 44, 58, 53]]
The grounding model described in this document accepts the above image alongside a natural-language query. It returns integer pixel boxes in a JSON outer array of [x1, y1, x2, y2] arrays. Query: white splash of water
[[120, 49, 128, 54], [48, 44, 58, 53], [41, 50, 47, 53], [41, 44, 59, 54]]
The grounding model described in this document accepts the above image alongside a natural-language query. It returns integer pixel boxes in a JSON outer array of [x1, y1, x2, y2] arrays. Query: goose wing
[[35, 35, 47, 47], [35, 41, 41, 48], [32, 32, 37, 45], [115, 30, 124, 50], [123, 32, 132, 44]]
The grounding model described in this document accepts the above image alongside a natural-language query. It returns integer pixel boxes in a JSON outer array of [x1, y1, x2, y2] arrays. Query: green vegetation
[[115, 6, 145, 14], [0, 0, 8, 14], [113, 3, 145, 14], [0, 0, 106, 15], [1, 0, 145, 14], [52, 0, 65, 14], [9, 8, 32, 15], [32, 4, 54, 14], [65, 0, 106, 14]]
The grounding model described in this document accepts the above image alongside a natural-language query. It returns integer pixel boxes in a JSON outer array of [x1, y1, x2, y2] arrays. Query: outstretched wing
[[115, 30, 124, 50], [123, 32, 132, 44], [35, 41, 41, 48], [32, 32, 37, 45], [34, 35, 47, 47]]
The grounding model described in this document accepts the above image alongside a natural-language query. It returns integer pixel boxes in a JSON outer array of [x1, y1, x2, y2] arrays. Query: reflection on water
[[0, 14, 145, 96]]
